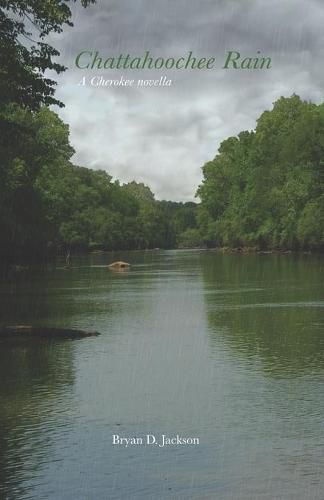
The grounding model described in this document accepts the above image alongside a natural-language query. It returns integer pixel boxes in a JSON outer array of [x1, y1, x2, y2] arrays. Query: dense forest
[[197, 95, 324, 250], [0, 0, 198, 266], [1, 2, 324, 268], [0, 103, 199, 264]]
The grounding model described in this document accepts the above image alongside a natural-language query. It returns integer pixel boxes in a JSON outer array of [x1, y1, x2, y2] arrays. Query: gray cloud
[[48, 0, 324, 200]]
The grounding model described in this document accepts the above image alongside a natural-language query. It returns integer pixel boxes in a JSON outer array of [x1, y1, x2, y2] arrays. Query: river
[[1, 250, 324, 499]]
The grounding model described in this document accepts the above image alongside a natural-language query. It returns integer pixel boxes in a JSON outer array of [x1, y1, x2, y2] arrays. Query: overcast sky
[[50, 0, 324, 201]]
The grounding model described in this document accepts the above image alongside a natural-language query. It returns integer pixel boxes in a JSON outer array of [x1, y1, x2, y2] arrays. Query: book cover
[[1, 1, 324, 499]]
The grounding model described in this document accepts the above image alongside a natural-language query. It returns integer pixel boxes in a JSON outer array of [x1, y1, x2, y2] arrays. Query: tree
[[122, 181, 155, 206], [0, 105, 74, 263], [0, 0, 95, 265], [0, 0, 95, 110], [197, 95, 324, 250]]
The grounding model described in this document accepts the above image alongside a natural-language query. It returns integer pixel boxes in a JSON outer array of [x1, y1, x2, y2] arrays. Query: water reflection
[[202, 253, 324, 377], [0, 251, 163, 329], [0, 251, 170, 498], [0, 339, 75, 499], [1, 251, 324, 499]]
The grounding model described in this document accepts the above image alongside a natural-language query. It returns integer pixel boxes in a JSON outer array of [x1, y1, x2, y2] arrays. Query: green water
[[1, 251, 324, 499]]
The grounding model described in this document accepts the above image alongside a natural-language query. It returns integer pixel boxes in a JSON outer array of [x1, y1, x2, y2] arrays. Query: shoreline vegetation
[[2, 94, 324, 269], [1, 2, 324, 269]]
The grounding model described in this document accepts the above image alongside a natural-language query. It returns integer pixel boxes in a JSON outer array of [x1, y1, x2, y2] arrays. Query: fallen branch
[[0, 325, 100, 339]]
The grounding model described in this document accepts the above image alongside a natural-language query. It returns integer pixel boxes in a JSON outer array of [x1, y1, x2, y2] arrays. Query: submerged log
[[0, 325, 100, 339]]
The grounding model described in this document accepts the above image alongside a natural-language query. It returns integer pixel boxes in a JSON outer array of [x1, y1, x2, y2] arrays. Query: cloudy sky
[[50, 0, 324, 201]]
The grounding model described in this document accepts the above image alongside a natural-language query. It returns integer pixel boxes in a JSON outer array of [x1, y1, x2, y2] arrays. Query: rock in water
[[108, 261, 130, 270]]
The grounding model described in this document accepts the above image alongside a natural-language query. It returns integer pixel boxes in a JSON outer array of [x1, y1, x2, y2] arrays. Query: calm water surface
[[1, 251, 324, 499]]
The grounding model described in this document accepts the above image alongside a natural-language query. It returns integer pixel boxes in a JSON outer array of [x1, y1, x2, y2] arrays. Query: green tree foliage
[[197, 95, 324, 250], [0, 0, 95, 109], [0, 103, 199, 264], [36, 157, 199, 254], [177, 228, 202, 248], [0, 0, 93, 264], [122, 181, 155, 207], [0, 105, 74, 262], [0, 0, 198, 265]]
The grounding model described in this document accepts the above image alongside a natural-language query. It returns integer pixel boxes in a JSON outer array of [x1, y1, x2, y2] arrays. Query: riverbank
[[205, 246, 314, 255]]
